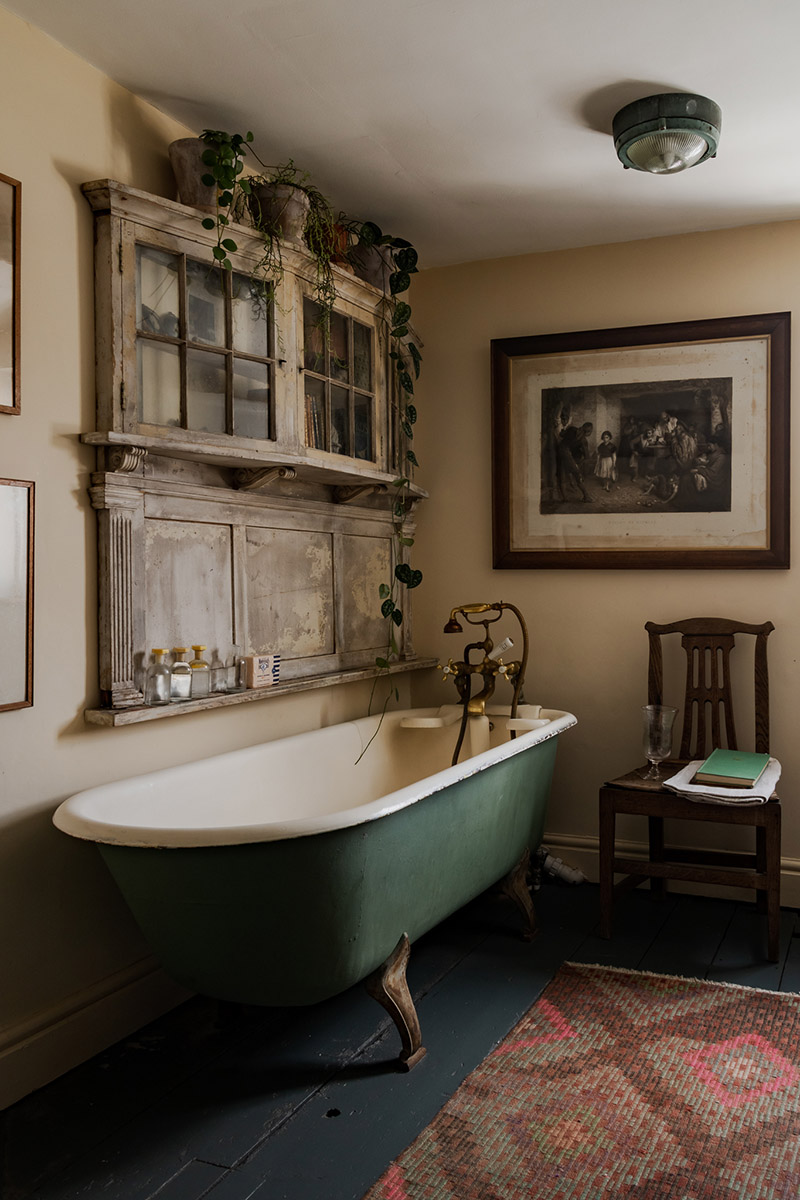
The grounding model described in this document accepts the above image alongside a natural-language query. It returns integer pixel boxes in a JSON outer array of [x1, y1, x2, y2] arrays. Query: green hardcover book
[[694, 748, 771, 787]]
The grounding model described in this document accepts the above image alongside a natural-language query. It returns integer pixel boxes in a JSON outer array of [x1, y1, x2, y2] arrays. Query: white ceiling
[[7, 0, 800, 267]]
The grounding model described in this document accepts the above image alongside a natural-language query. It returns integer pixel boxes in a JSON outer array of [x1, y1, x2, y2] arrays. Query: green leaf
[[394, 687, 400, 702], [381, 598, 395, 618], [378, 582, 391, 598], [398, 370, 414, 394], [394, 301, 412, 324], [391, 325, 408, 340], [392, 477, 409, 488], [405, 403, 417, 424], [212, 246, 227, 261], [406, 449, 419, 467], [399, 535, 415, 547], [390, 271, 411, 295], [376, 656, 390, 669], [201, 172, 216, 187], [360, 221, 382, 246], [392, 609, 403, 626], [221, 238, 238, 252], [394, 246, 418, 272], [201, 217, 216, 230], [401, 420, 413, 438], [395, 563, 423, 589], [408, 343, 422, 379]]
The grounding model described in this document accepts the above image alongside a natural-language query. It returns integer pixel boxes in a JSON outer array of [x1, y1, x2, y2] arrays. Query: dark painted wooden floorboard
[[201, 885, 604, 1200], [566, 885, 679, 969], [636, 893, 736, 979], [779, 926, 800, 993], [0, 999, 286, 1200], [17, 899, 504, 1200], [706, 903, 797, 989], [4, 886, 799, 1200]]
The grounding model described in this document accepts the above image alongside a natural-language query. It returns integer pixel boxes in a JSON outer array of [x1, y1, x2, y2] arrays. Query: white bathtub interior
[[54, 706, 575, 848]]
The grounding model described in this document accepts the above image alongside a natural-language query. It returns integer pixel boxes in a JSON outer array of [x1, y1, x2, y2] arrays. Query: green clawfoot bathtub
[[54, 705, 575, 1067]]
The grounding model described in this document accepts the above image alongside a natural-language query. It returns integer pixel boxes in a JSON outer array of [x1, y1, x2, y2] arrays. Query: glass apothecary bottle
[[189, 645, 210, 698], [145, 649, 171, 706], [170, 647, 192, 701]]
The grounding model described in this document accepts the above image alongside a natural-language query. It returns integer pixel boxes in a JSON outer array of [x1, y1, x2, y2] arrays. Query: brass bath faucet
[[440, 602, 529, 720]]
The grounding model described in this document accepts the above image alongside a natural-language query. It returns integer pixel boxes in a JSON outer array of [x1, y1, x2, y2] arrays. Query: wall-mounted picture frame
[[0, 172, 20, 416], [492, 312, 790, 569], [0, 478, 34, 711]]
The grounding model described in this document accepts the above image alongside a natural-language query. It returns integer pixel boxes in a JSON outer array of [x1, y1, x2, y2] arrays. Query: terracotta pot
[[248, 182, 310, 243], [168, 138, 217, 213], [347, 242, 393, 290]]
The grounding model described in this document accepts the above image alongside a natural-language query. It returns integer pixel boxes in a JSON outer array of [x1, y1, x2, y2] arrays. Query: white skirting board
[[543, 831, 800, 907], [0, 958, 190, 1111]]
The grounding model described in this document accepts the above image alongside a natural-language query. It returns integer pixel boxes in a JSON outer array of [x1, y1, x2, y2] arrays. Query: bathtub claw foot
[[500, 849, 539, 941], [366, 933, 427, 1071]]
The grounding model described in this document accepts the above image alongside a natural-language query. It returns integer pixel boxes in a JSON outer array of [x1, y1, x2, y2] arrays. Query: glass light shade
[[612, 93, 721, 174], [626, 130, 710, 174]]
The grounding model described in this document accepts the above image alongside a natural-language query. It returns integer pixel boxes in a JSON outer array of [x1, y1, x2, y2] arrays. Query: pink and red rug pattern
[[362, 963, 800, 1199]]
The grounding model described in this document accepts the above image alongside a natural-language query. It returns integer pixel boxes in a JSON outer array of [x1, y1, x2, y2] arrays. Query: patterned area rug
[[363, 962, 800, 1199]]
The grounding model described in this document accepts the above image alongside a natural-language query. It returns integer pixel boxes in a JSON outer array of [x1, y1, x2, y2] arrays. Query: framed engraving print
[[0, 172, 20, 415], [492, 312, 790, 569], [0, 478, 34, 711]]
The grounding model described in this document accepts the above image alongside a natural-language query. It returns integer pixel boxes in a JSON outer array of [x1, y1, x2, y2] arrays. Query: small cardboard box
[[244, 654, 281, 689]]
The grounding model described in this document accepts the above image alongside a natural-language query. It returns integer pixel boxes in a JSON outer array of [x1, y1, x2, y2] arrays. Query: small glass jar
[[145, 649, 171, 706], [189, 644, 210, 698], [170, 647, 192, 701]]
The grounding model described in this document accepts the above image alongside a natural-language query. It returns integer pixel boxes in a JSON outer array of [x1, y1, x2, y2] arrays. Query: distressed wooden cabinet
[[82, 181, 429, 723]]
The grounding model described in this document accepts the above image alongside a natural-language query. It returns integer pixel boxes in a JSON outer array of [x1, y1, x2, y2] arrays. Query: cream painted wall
[[0, 8, 414, 1107], [409, 224, 800, 894]]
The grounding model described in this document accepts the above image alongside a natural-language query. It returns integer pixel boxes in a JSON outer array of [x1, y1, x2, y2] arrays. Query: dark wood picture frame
[[0, 478, 34, 711], [492, 312, 790, 569], [0, 172, 20, 416]]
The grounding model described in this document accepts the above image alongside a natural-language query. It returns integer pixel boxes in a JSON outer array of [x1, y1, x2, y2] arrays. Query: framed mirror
[[0, 172, 20, 415], [0, 478, 34, 710]]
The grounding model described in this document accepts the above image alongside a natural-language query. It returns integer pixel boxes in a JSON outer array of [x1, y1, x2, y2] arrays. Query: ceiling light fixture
[[612, 92, 721, 175]]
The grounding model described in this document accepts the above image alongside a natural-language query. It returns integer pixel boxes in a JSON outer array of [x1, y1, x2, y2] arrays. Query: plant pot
[[347, 242, 393, 290], [248, 182, 310, 243], [168, 138, 217, 213]]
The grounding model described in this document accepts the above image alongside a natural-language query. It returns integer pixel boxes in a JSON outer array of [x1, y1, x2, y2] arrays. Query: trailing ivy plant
[[342, 219, 424, 719], [247, 160, 339, 338], [198, 129, 254, 272]]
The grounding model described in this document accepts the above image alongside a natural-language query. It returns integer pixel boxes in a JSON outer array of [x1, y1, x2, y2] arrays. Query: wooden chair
[[598, 618, 781, 960]]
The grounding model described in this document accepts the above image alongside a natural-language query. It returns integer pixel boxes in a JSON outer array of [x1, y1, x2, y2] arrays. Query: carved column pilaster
[[89, 478, 146, 708]]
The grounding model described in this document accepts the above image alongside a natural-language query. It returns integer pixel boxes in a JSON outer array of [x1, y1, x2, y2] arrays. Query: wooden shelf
[[85, 657, 439, 726]]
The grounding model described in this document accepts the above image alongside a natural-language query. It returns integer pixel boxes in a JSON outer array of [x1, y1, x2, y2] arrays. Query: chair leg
[[648, 815, 666, 900], [599, 791, 615, 939], [765, 808, 781, 963], [756, 827, 767, 913]]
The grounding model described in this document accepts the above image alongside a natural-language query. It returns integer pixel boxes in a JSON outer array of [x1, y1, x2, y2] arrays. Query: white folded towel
[[663, 758, 781, 805]]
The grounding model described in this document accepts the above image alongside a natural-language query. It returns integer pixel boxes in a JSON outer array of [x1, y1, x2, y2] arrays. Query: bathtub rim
[[53, 707, 576, 849]]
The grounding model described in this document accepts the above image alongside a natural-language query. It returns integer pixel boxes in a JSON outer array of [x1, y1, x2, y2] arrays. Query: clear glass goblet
[[641, 704, 678, 780]]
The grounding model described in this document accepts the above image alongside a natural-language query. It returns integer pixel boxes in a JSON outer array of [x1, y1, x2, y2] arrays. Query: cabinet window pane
[[138, 340, 180, 426], [187, 349, 226, 433], [186, 259, 225, 347], [303, 298, 326, 371], [232, 275, 270, 358], [301, 299, 376, 462], [353, 321, 372, 390], [354, 394, 373, 461], [233, 358, 270, 440], [330, 385, 351, 457], [304, 376, 326, 450], [330, 312, 349, 383], [136, 246, 179, 336]]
